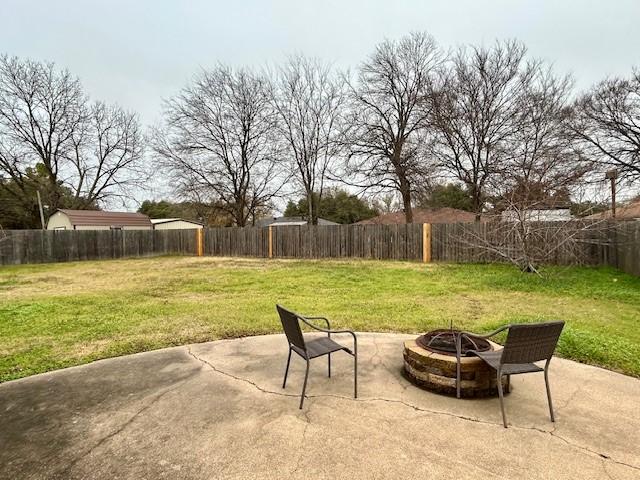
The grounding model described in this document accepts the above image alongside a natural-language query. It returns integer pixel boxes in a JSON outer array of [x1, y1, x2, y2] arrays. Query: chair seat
[[292, 337, 351, 359], [471, 350, 544, 375]]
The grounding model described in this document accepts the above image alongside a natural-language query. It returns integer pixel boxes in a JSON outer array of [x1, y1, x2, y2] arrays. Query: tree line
[[1, 33, 639, 228]]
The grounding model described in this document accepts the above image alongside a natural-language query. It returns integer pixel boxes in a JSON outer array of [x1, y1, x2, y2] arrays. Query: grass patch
[[1, 256, 639, 381]]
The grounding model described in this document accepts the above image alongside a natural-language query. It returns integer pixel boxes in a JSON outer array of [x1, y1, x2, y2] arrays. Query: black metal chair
[[276, 304, 357, 409], [455, 321, 565, 428]]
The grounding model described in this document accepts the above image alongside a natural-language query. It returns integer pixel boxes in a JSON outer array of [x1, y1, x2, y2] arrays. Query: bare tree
[[572, 70, 640, 183], [68, 102, 145, 207], [0, 55, 85, 211], [430, 41, 531, 221], [498, 65, 587, 213], [0, 55, 146, 221], [271, 55, 346, 224], [434, 52, 597, 274], [344, 32, 442, 223], [152, 65, 283, 227]]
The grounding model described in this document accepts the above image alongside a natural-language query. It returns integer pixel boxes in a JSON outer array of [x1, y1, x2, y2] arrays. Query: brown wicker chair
[[455, 321, 565, 428], [276, 305, 357, 409]]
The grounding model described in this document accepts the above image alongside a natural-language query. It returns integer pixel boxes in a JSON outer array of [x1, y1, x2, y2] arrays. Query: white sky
[[2, 0, 639, 206]]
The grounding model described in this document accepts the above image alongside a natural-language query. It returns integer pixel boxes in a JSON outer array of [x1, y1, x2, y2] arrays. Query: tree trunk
[[400, 185, 413, 224], [235, 202, 246, 227], [470, 186, 482, 222], [307, 191, 315, 225]]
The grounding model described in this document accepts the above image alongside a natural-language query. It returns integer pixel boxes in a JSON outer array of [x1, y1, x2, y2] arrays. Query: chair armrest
[[459, 324, 511, 340], [300, 317, 356, 338], [300, 316, 353, 335], [300, 316, 357, 355], [303, 316, 331, 331]]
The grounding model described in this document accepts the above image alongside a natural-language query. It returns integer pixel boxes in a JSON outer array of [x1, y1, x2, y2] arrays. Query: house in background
[[585, 199, 640, 221], [151, 218, 204, 230], [356, 208, 478, 225], [256, 216, 339, 227], [47, 209, 152, 230], [501, 204, 573, 222]]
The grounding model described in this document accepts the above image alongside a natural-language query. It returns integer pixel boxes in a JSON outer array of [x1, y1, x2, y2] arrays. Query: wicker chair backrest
[[501, 321, 565, 365], [276, 305, 306, 352]]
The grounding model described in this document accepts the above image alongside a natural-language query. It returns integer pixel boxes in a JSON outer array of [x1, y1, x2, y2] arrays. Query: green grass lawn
[[1, 256, 639, 382]]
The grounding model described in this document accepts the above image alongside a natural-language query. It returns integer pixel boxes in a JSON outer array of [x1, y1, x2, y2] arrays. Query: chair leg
[[456, 356, 461, 399], [299, 359, 310, 409], [455, 333, 461, 399], [353, 344, 358, 399], [506, 374, 511, 394], [282, 348, 292, 389], [497, 368, 508, 428], [328, 352, 331, 378], [544, 360, 555, 422]]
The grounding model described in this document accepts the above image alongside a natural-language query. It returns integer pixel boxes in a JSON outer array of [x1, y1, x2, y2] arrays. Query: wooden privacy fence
[[430, 221, 610, 266], [1, 221, 639, 276], [0, 229, 197, 266], [204, 227, 269, 258], [604, 221, 640, 276], [202, 224, 424, 260], [271, 224, 424, 260]]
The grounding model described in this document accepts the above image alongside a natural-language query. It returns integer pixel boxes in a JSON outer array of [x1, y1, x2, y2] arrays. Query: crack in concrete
[[187, 345, 302, 399], [290, 407, 312, 475], [186, 345, 640, 475], [370, 336, 383, 365], [601, 458, 615, 480], [371, 336, 411, 392], [555, 381, 591, 413], [54, 372, 197, 477]]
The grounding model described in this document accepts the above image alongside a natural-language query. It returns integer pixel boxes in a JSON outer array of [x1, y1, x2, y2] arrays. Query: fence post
[[195, 228, 204, 256], [422, 223, 431, 263], [268, 226, 273, 259]]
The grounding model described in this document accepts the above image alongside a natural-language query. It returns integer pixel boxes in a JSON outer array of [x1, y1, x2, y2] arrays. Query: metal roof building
[[46, 209, 153, 230], [151, 218, 204, 230]]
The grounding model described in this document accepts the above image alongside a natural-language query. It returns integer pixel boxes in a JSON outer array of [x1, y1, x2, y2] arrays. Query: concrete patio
[[1, 333, 639, 479]]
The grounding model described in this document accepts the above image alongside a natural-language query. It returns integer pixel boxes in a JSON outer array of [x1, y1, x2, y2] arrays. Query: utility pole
[[36, 191, 46, 229], [605, 169, 618, 218]]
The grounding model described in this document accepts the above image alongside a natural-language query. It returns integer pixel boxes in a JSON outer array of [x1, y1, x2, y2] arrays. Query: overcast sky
[[2, 0, 639, 207], [3, 0, 639, 127]]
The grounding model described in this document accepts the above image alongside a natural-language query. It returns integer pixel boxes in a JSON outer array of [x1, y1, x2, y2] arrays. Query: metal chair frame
[[455, 321, 565, 428], [276, 305, 357, 409]]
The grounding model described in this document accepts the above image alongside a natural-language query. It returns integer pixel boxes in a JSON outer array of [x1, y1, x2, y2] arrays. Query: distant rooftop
[[356, 208, 478, 225], [57, 209, 152, 227], [256, 216, 339, 227], [585, 199, 640, 220], [150, 218, 204, 225]]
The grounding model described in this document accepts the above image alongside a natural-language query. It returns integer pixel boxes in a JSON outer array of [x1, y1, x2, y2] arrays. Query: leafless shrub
[[449, 214, 611, 275]]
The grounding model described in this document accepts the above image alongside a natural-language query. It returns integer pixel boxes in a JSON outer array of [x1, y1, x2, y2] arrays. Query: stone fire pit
[[403, 329, 508, 398]]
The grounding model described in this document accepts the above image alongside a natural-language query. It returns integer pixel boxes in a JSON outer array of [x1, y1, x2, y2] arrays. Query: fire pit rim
[[415, 328, 493, 357]]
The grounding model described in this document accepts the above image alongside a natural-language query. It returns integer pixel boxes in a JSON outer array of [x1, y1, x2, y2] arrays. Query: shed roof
[[57, 209, 152, 227]]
